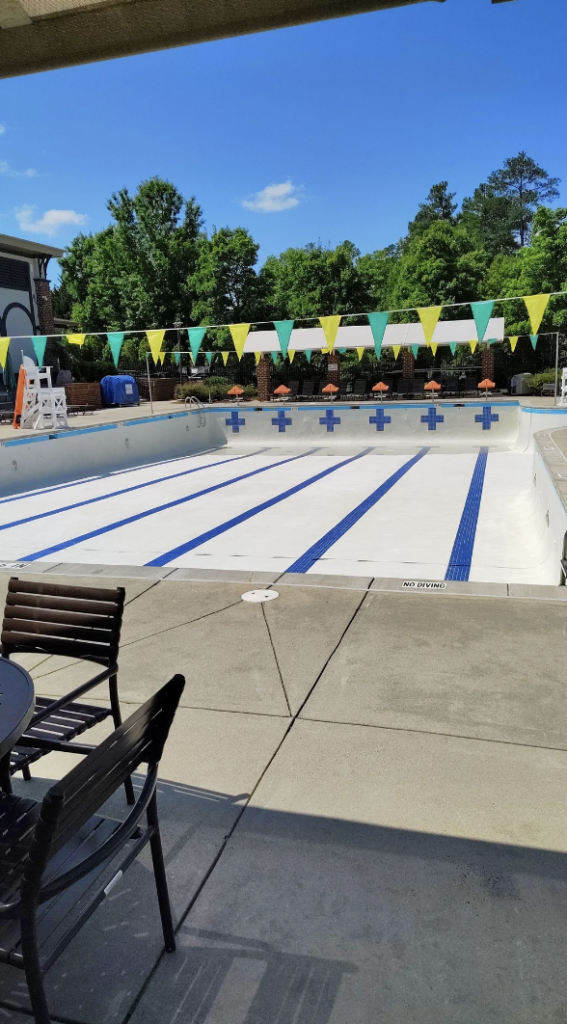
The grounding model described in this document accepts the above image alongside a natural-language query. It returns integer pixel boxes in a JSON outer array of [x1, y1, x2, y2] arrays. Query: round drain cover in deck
[[241, 590, 279, 603]]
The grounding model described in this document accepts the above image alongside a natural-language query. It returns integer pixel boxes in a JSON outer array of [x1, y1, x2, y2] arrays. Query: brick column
[[481, 345, 495, 382], [402, 349, 415, 379], [326, 351, 341, 387], [257, 354, 271, 402], [34, 278, 55, 335]]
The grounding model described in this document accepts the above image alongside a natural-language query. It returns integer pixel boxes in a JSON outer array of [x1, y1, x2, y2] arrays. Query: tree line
[[54, 152, 566, 367]]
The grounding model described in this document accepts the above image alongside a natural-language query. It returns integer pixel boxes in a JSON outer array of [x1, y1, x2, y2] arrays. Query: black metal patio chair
[[1, 578, 133, 804], [298, 381, 314, 400], [0, 673, 185, 1024]]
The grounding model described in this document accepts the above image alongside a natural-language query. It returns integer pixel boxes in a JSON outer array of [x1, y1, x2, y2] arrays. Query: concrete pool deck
[[1, 567, 567, 1022]]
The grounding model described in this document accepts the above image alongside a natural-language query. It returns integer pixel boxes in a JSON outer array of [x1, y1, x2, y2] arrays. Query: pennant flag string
[[106, 332, 124, 367], [470, 300, 495, 343], [188, 326, 207, 362], [319, 315, 341, 353], [32, 336, 48, 366], [524, 294, 550, 335], [0, 337, 9, 370], [367, 311, 389, 358], [229, 323, 250, 360]]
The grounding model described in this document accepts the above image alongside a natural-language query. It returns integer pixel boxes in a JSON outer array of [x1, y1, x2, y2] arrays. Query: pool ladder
[[184, 395, 206, 427]]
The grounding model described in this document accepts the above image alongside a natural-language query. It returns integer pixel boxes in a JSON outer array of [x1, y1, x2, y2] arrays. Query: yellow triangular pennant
[[66, 333, 86, 347], [229, 323, 250, 360], [430, 342, 438, 356], [356, 347, 365, 361], [146, 330, 165, 362], [417, 306, 443, 346], [319, 315, 341, 353], [392, 346, 401, 360], [321, 347, 329, 354], [0, 338, 10, 369], [523, 294, 550, 335], [221, 351, 229, 366], [254, 352, 261, 366], [509, 336, 519, 352], [469, 339, 478, 354], [288, 350, 295, 364]]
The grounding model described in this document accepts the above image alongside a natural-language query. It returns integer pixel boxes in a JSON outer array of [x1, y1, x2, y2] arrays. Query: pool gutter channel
[[0, 559, 566, 601]]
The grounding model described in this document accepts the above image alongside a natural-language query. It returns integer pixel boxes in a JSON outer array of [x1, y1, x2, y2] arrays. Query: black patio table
[[0, 656, 34, 793]]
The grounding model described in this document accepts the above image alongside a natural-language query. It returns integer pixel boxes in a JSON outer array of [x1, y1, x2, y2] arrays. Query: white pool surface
[[0, 440, 554, 584]]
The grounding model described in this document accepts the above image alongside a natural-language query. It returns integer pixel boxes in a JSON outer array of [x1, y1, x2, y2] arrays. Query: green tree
[[407, 182, 457, 240], [460, 183, 518, 257], [487, 152, 560, 246], [357, 244, 400, 311], [190, 227, 263, 331], [392, 220, 487, 311], [59, 177, 204, 331], [260, 240, 369, 320]]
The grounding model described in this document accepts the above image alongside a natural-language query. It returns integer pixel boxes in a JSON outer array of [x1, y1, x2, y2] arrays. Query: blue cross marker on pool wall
[[369, 409, 392, 432], [225, 410, 245, 433], [475, 406, 499, 431], [319, 409, 341, 432], [271, 410, 292, 433], [421, 407, 444, 431]]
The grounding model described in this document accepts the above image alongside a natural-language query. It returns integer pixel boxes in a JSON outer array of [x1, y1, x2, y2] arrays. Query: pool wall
[[0, 410, 227, 497], [532, 430, 567, 585]]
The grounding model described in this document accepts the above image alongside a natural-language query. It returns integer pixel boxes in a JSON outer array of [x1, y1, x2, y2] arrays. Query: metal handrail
[[184, 395, 205, 411]]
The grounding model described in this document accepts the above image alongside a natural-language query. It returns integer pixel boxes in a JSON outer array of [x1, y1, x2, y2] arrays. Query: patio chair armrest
[[39, 765, 158, 901], [29, 663, 119, 727]]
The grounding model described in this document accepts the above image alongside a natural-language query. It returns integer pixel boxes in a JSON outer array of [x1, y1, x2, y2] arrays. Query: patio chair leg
[[109, 674, 135, 806], [147, 793, 176, 952], [21, 915, 51, 1024], [22, 764, 32, 781], [0, 753, 12, 794]]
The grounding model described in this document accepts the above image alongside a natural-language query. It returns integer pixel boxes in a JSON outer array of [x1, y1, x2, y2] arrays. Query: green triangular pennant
[[530, 334, 538, 350], [188, 326, 206, 362], [411, 345, 420, 359], [449, 342, 457, 355], [470, 300, 494, 343], [106, 332, 124, 367], [173, 351, 181, 365], [273, 320, 294, 358], [304, 350, 312, 363], [367, 311, 389, 358], [32, 336, 48, 366], [205, 352, 213, 364], [338, 348, 347, 354]]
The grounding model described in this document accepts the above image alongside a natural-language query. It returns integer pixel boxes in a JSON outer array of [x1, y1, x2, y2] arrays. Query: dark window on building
[[0, 257, 30, 292]]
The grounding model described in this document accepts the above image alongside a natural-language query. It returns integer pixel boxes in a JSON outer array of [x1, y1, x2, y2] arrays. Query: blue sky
[[0, 0, 565, 280]]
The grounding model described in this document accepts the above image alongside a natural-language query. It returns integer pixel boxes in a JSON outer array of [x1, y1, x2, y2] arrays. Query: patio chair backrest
[[354, 379, 367, 394], [288, 380, 299, 395], [21, 675, 185, 898], [1, 578, 125, 667], [301, 381, 314, 397]]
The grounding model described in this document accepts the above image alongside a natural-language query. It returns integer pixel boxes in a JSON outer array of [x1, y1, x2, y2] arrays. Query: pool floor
[[0, 444, 551, 584]]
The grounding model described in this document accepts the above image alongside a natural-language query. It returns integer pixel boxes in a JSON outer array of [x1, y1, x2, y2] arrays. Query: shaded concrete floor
[[1, 570, 567, 1022]]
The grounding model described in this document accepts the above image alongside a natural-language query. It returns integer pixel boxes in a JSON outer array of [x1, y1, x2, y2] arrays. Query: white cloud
[[242, 180, 302, 213], [15, 205, 87, 237], [0, 126, 6, 136], [0, 159, 37, 177]]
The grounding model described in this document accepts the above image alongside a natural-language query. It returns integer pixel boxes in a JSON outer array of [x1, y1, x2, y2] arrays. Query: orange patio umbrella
[[227, 385, 243, 396], [478, 378, 495, 399], [274, 384, 290, 394], [372, 381, 389, 403], [424, 380, 441, 400], [322, 383, 339, 401]]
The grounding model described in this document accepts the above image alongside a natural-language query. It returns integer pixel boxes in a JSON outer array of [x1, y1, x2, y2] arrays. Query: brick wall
[[34, 278, 55, 335], [65, 382, 102, 408], [137, 377, 177, 401]]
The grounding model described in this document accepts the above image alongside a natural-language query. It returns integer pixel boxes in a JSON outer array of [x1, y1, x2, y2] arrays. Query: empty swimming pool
[[1, 401, 566, 584]]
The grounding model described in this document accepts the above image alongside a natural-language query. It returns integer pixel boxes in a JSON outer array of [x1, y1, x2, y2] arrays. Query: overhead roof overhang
[[0, 233, 64, 259], [0, 0, 447, 79]]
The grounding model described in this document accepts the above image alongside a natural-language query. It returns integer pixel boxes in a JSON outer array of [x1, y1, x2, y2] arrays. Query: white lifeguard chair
[[19, 357, 68, 430], [558, 369, 567, 407]]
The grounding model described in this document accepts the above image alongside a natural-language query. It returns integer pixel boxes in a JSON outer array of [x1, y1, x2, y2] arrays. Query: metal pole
[[554, 331, 559, 405], [146, 352, 154, 414]]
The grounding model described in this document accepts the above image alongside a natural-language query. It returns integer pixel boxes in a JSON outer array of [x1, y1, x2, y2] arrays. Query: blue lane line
[[20, 449, 320, 562], [287, 447, 430, 574], [0, 443, 255, 506], [444, 448, 489, 582], [146, 447, 374, 568], [0, 448, 271, 533]]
